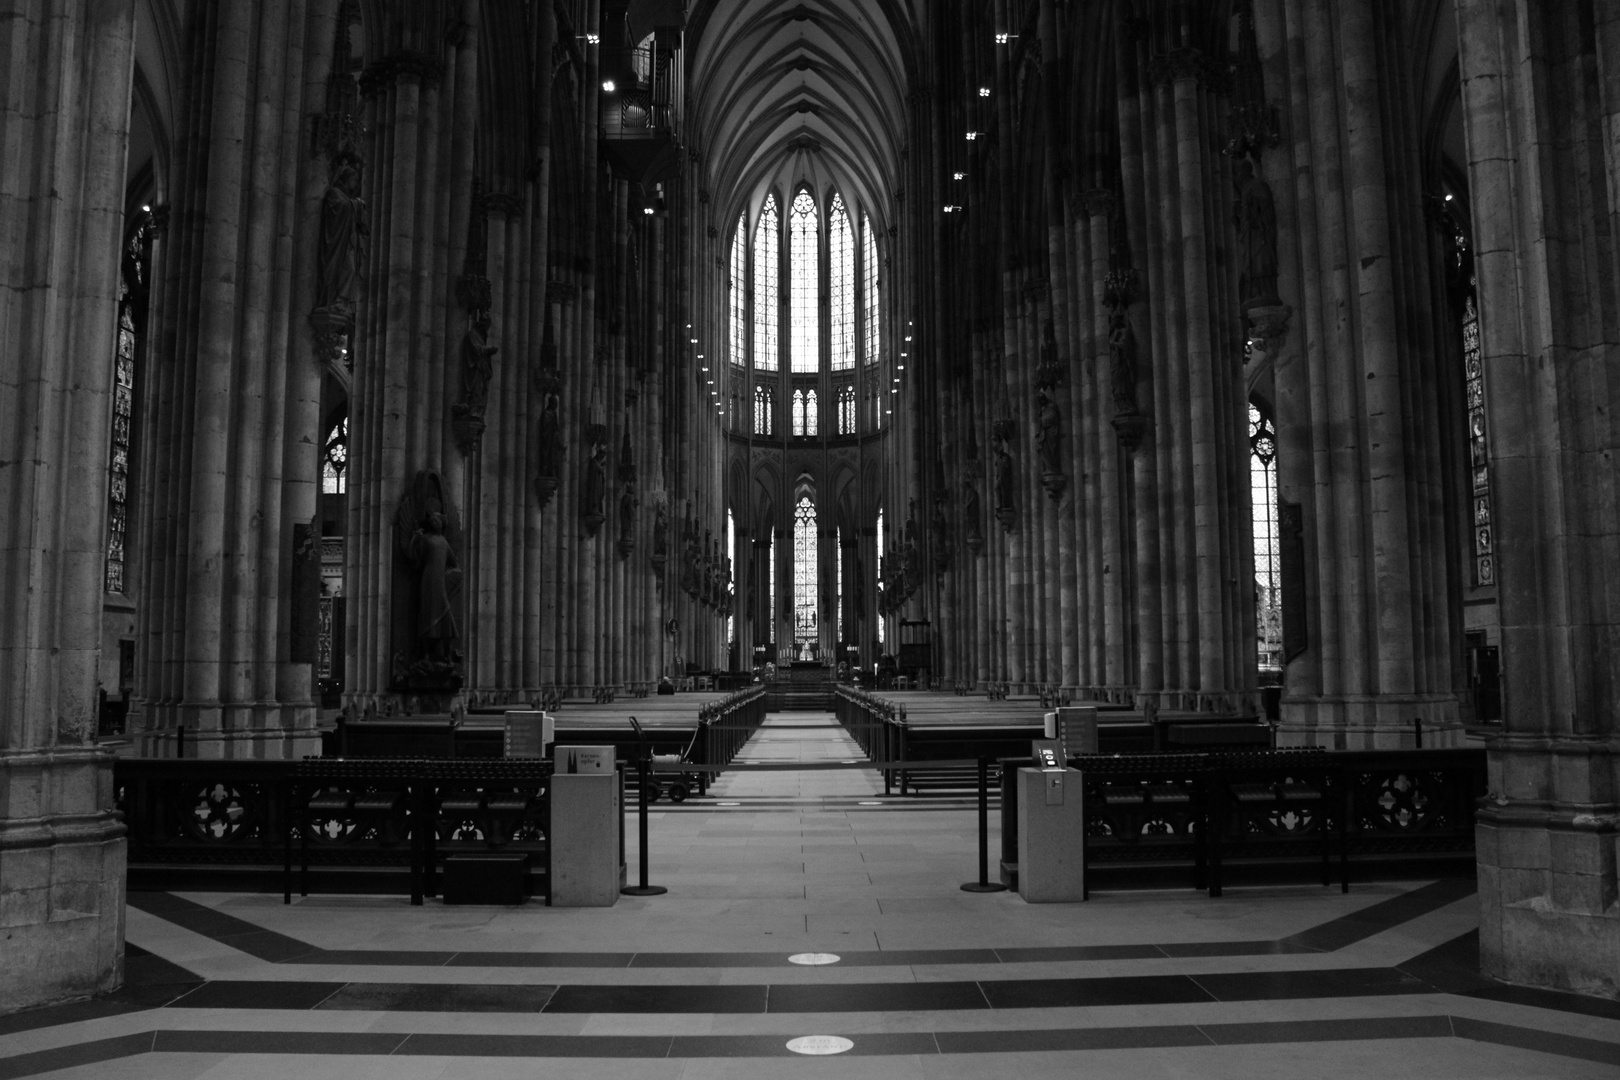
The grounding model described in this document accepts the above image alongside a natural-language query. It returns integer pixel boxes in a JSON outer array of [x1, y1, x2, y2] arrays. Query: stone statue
[[459, 311, 496, 419], [1234, 158, 1278, 305], [315, 163, 368, 315], [1109, 306, 1138, 413], [582, 436, 607, 529], [407, 511, 462, 664], [618, 481, 636, 541], [535, 390, 564, 476], [994, 443, 1015, 512], [653, 504, 668, 557], [963, 480, 983, 541], [1036, 387, 1062, 476]]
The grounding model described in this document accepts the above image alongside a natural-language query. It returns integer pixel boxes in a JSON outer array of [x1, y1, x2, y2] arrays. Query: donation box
[[550, 746, 621, 906], [1017, 746, 1085, 902]]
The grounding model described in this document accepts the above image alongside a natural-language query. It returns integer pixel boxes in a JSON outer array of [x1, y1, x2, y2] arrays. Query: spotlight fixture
[[642, 206, 654, 215], [965, 131, 980, 141], [942, 204, 959, 213], [602, 79, 616, 92], [995, 32, 1012, 44], [953, 172, 965, 180], [978, 87, 990, 97], [141, 203, 151, 212], [584, 32, 600, 44], [691, 338, 699, 344], [1444, 193, 1454, 202]]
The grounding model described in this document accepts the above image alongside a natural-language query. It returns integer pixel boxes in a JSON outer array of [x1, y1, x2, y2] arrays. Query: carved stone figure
[[408, 512, 462, 662], [459, 311, 496, 419], [535, 390, 564, 476], [653, 504, 668, 557], [993, 443, 1015, 514], [582, 436, 608, 532], [1108, 307, 1138, 414], [1234, 158, 1279, 305], [963, 480, 984, 555], [315, 163, 368, 315], [618, 481, 636, 548], [1036, 387, 1062, 476]]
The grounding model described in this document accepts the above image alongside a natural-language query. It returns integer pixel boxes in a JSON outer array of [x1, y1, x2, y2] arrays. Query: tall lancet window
[[789, 190, 819, 372], [834, 528, 843, 644], [105, 275, 138, 594], [729, 213, 747, 368], [753, 195, 779, 371], [875, 507, 885, 644], [837, 384, 856, 434], [863, 214, 880, 365], [792, 387, 818, 437], [727, 511, 736, 646], [794, 496, 818, 642], [754, 383, 774, 435], [829, 194, 854, 370], [1250, 402, 1281, 669]]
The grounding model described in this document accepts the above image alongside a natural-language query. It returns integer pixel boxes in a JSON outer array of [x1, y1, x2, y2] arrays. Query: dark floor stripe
[[127, 892, 319, 963], [5, 1017, 1613, 1075], [0, 1032, 154, 1080], [128, 879, 1470, 970], [1453, 1015, 1620, 1066], [149, 965, 1452, 1015], [1279, 877, 1476, 952], [317, 983, 558, 1013]]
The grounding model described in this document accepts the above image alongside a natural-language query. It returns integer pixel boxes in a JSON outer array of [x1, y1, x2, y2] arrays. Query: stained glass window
[[792, 387, 818, 437], [1462, 288, 1494, 585], [729, 213, 747, 368], [1250, 402, 1281, 669], [863, 214, 880, 366], [875, 508, 885, 645], [105, 277, 137, 593], [753, 195, 779, 372], [829, 194, 854, 370], [727, 511, 736, 646], [790, 190, 818, 373], [322, 417, 348, 494], [837, 384, 856, 435], [794, 496, 818, 642], [754, 383, 773, 435]]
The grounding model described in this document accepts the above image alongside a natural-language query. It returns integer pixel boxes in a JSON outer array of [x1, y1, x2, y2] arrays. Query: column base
[[1475, 733, 1620, 999], [0, 750, 127, 1014], [1275, 693, 1462, 748]]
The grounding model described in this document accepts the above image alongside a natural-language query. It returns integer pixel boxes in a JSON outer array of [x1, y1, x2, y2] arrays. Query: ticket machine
[[1016, 739, 1085, 902]]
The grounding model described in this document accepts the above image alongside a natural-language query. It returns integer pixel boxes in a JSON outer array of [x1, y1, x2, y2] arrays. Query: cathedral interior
[[3, 0, 1619, 1075]]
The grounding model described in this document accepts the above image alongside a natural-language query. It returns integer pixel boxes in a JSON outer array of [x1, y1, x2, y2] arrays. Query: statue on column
[[963, 479, 984, 556], [581, 432, 608, 535], [992, 419, 1017, 532], [452, 310, 497, 450], [1234, 157, 1279, 306], [533, 374, 564, 507], [391, 470, 464, 693], [315, 163, 368, 317], [1035, 386, 1066, 500]]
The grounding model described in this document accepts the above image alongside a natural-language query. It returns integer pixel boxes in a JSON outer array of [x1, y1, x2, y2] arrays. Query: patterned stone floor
[[3, 714, 1617, 1078]]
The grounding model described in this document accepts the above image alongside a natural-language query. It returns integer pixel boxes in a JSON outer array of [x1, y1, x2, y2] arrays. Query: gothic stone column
[[0, 0, 135, 1010]]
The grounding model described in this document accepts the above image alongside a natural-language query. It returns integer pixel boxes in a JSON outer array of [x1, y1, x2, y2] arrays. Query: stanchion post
[[962, 756, 1007, 893], [622, 721, 667, 897]]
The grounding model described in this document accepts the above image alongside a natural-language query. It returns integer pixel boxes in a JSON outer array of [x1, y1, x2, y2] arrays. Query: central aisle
[[701, 712, 886, 801]]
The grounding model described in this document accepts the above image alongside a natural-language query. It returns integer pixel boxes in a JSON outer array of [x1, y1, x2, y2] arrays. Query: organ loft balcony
[[599, 27, 683, 190]]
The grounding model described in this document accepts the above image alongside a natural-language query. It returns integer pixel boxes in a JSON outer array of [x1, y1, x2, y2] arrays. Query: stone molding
[[1146, 48, 1231, 93], [359, 51, 445, 97]]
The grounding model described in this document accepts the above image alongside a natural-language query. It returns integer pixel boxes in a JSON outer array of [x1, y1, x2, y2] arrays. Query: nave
[[2, 718, 1616, 1079]]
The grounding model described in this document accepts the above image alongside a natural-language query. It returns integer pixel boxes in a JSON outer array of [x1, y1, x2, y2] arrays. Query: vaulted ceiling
[[686, 0, 921, 233]]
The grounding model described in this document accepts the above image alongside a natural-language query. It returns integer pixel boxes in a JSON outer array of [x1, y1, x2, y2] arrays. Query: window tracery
[[789, 189, 818, 373], [792, 387, 818, 437], [794, 496, 818, 642], [863, 214, 879, 366], [729, 213, 747, 368], [1250, 402, 1280, 670], [830, 193, 854, 371], [753, 194, 779, 372]]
